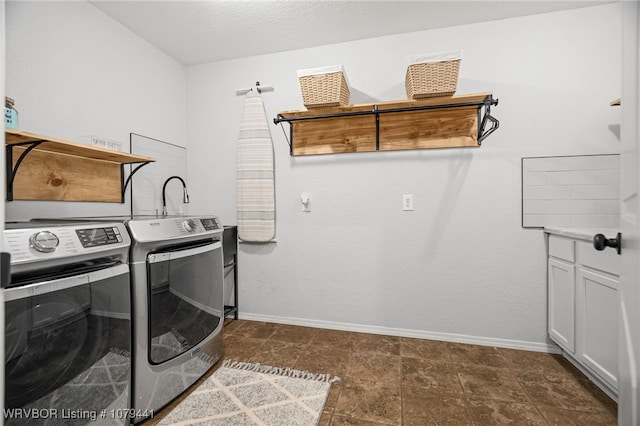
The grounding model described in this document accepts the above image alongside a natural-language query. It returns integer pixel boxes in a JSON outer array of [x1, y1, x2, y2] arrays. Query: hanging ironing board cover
[[236, 91, 275, 242]]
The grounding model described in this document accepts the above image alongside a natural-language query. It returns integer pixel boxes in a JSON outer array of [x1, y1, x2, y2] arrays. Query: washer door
[[4, 263, 131, 421]]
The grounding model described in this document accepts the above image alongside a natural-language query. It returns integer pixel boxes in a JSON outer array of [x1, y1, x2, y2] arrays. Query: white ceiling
[[90, 0, 615, 66]]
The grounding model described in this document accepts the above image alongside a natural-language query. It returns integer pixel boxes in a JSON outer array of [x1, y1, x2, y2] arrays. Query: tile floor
[[151, 319, 617, 426]]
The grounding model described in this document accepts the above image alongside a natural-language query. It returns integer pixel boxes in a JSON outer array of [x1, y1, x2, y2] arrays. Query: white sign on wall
[[77, 134, 124, 152], [129, 133, 187, 216]]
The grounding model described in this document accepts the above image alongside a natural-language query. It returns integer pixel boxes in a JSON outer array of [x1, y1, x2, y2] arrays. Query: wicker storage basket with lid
[[297, 64, 350, 108], [405, 50, 462, 99]]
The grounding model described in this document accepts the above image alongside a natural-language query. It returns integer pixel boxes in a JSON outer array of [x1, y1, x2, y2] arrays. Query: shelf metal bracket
[[5, 140, 45, 201], [478, 96, 499, 144], [121, 161, 153, 200], [373, 104, 380, 150]]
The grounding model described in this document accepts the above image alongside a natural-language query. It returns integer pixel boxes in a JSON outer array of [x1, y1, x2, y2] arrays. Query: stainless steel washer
[[3, 220, 132, 425]]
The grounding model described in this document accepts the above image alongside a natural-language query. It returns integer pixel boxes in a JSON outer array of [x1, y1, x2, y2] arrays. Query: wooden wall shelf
[[274, 92, 499, 156], [5, 129, 155, 202]]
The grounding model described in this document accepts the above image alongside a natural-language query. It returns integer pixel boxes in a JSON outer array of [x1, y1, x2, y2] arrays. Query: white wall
[[2, 1, 622, 350], [186, 4, 621, 349], [4, 0, 187, 221]]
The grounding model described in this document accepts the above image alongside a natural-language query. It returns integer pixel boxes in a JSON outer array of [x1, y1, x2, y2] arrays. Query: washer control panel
[[3, 222, 130, 264], [76, 227, 124, 247], [200, 217, 221, 231]]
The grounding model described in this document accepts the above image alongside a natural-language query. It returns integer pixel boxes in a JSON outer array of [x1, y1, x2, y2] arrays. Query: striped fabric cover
[[236, 92, 275, 242]]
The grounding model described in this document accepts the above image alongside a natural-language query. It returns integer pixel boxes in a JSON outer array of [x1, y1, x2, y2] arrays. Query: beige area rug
[[157, 360, 340, 426]]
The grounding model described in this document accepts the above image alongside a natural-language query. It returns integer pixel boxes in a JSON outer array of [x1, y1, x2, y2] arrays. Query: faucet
[[162, 176, 189, 216]]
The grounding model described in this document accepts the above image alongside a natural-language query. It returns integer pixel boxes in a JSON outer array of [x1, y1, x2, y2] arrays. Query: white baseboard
[[237, 312, 561, 354], [561, 351, 618, 402]]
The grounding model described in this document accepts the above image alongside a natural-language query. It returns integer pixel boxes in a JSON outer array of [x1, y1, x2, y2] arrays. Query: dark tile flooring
[[153, 319, 618, 425]]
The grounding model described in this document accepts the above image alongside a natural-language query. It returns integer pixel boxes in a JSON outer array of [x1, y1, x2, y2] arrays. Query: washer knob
[[29, 231, 60, 253], [183, 219, 197, 232]]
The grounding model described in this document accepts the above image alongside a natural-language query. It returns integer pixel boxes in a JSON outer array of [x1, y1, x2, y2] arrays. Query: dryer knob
[[183, 219, 197, 232], [29, 231, 60, 253]]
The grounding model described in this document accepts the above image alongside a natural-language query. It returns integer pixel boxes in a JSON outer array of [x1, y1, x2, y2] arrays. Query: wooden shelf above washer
[[5, 129, 153, 163], [5, 129, 155, 202]]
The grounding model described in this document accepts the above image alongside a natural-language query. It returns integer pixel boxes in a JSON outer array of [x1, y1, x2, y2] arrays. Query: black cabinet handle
[[593, 232, 621, 255]]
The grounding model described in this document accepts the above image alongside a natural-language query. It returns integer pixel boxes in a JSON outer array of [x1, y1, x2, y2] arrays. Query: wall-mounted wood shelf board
[[276, 92, 492, 156], [6, 130, 153, 163], [5, 129, 155, 202]]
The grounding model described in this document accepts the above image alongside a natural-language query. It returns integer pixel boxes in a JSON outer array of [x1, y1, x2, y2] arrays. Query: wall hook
[[235, 82, 275, 96]]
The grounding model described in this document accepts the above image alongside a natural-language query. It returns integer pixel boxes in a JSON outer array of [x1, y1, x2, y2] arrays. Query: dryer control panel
[[126, 215, 223, 242]]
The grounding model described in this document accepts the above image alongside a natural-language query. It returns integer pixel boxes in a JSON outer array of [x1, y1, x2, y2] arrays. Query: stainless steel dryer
[[3, 220, 132, 425], [125, 215, 224, 423]]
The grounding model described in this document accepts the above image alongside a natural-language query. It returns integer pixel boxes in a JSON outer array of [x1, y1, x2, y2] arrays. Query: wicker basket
[[297, 65, 350, 108], [405, 50, 462, 99]]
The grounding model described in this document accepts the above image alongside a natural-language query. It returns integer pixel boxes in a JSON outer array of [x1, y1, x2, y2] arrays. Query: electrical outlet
[[402, 194, 414, 211]]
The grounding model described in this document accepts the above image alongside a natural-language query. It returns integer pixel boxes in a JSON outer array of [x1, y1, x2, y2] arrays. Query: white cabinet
[[576, 240, 620, 393], [547, 234, 620, 399], [548, 257, 576, 352]]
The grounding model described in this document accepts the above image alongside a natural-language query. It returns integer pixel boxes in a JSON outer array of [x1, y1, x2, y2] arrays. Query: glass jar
[[5, 97, 19, 129]]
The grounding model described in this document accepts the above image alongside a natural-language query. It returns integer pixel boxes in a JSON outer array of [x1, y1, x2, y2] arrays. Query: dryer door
[[146, 240, 223, 364]]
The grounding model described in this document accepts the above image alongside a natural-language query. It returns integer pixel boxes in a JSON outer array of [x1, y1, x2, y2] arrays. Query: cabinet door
[[576, 267, 619, 392], [548, 257, 576, 353]]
